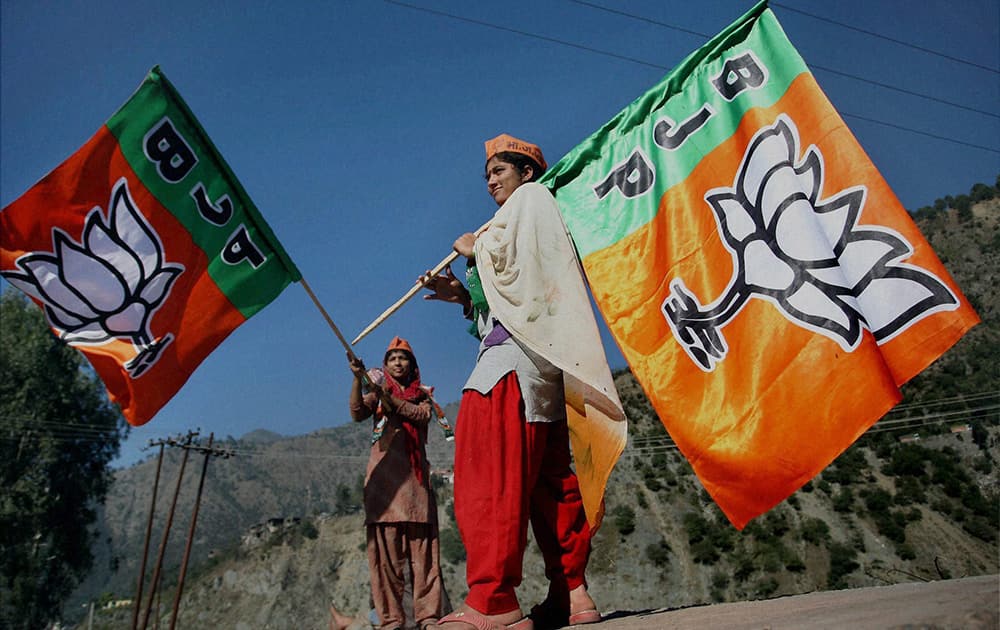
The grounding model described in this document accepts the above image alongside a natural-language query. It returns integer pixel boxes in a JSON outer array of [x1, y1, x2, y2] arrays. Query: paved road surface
[[592, 575, 998, 629]]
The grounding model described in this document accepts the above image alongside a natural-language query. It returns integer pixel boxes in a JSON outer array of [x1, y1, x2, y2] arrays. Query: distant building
[[241, 516, 302, 549]]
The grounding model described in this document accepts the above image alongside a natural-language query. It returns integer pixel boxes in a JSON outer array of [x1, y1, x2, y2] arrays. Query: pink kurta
[[354, 386, 437, 525], [351, 375, 444, 629]]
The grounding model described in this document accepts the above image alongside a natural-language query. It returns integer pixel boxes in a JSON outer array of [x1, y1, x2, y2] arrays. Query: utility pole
[[128, 431, 233, 630], [131, 441, 165, 630], [170, 433, 231, 629], [135, 431, 198, 630]]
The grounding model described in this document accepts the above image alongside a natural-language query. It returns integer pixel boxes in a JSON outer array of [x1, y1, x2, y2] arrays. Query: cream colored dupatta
[[474, 182, 627, 528]]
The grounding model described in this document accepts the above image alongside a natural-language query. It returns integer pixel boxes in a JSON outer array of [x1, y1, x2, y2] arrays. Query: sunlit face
[[384, 350, 413, 381], [485, 156, 532, 206]]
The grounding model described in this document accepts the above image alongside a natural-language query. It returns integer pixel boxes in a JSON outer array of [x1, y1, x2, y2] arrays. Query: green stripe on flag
[[108, 66, 300, 317], [541, 2, 809, 259]]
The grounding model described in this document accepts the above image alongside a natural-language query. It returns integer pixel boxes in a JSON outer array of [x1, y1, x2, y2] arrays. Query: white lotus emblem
[[663, 115, 958, 371], [2, 178, 184, 377]]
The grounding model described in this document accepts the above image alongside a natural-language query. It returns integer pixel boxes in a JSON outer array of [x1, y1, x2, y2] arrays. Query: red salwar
[[453, 372, 591, 615]]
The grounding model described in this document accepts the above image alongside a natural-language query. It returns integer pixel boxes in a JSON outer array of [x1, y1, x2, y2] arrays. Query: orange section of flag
[[1, 127, 246, 425], [583, 73, 979, 528]]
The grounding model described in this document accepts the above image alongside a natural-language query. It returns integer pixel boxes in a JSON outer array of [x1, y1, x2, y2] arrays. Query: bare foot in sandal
[[438, 604, 533, 630], [531, 585, 600, 629], [567, 585, 600, 624]]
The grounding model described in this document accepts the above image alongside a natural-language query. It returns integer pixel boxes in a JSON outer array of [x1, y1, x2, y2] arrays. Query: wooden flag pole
[[299, 276, 398, 412], [300, 277, 359, 359], [351, 220, 492, 345]]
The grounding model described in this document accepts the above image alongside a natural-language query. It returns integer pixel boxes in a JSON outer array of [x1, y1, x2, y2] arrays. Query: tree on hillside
[[0, 290, 128, 629]]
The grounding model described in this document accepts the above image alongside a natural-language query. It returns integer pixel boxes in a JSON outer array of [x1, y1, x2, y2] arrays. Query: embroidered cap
[[484, 133, 547, 171]]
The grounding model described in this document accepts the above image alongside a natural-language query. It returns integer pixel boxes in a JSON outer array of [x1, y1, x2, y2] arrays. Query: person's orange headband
[[484, 133, 547, 171]]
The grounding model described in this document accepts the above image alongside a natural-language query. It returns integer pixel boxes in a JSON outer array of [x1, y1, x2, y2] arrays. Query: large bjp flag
[[1, 66, 301, 426], [540, 1, 979, 528]]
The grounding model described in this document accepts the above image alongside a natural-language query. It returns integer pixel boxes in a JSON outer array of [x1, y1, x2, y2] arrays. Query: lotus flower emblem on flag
[[663, 115, 959, 371], [2, 178, 184, 377]]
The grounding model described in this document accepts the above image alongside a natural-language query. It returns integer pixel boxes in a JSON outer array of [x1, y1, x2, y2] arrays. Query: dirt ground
[[591, 574, 998, 630]]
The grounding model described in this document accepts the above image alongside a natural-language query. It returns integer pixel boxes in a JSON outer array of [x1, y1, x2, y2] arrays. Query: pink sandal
[[530, 601, 601, 628], [438, 609, 534, 630], [567, 609, 601, 626]]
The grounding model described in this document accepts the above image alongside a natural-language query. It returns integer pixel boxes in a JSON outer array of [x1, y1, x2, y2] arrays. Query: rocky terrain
[[70, 413, 999, 629], [66, 195, 998, 628]]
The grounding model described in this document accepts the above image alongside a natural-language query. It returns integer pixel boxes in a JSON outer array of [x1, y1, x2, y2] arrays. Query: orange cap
[[385, 335, 414, 356], [484, 133, 547, 171], [384, 335, 416, 364], [383, 335, 419, 376]]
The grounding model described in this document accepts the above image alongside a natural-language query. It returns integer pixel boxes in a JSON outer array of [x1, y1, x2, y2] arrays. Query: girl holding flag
[[348, 336, 448, 630], [422, 135, 611, 630]]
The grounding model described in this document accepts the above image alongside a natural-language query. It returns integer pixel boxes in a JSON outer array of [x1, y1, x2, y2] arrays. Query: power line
[[626, 397, 999, 452], [4, 394, 995, 468], [569, 0, 998, 120], [811, 65, 997, 120], [889, 391, 998, 411], [384, 0, 666, 71], [222, 449, 368, 463], [574, 0, 1000, 76], [5, 401, 992, 459], [842, 112, 999, 154], [625, 412, 997, 455], [770, 1, 1000, 75], [567, 0, 711, 40], [383, 1, 999, 152], [4, 391, 996, 448]]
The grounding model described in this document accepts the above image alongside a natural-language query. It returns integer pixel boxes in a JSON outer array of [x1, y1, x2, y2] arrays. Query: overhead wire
[[569, 0, 999, 120], [624, 399, 999, 456], [769, 1, 1000, 75], [644, 394, 991, 448], [6, 391, 995, 438], [6, 391, 995, 461], [888, 391, 998, 411], [627, 391, 999, 433], [567, 0, 710, 40], [384, 0, 1000, 152], [383, 0, 666, 70], [837, 113, 998, 154], [806, 65, 998, 121]]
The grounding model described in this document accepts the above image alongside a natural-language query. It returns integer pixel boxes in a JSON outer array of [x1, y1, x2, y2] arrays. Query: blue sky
[[2, 0, 997, 468]]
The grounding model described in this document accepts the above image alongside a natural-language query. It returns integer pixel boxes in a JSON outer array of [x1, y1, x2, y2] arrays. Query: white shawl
[[474, 183, 627, 527]]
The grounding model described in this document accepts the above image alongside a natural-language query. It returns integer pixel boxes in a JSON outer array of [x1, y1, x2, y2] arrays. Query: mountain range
[[67, 194, 998, 628]]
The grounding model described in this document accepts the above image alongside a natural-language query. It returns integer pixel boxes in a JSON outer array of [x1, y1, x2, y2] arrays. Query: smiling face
[[384, 349, 414, 382], [485, 156, 532, 206]]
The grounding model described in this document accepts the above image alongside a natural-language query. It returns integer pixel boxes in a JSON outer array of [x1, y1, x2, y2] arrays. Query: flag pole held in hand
[[300, 277, 396, 413], [352, 220, 491, 345]]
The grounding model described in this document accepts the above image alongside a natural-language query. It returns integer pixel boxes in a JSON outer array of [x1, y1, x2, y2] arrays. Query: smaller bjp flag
[[540, 1, 980, 528], [1, 66, 300, 426]]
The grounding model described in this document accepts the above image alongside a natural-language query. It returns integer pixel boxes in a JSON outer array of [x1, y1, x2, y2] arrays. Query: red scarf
[[378, 367, 428, 483]]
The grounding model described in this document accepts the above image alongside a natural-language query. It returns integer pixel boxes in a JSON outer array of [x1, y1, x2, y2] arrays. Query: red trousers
[[454, 373, 591, 615]]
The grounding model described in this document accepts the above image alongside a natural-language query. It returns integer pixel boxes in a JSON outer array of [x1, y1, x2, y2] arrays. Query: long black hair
[[486, 151, 545, 182]]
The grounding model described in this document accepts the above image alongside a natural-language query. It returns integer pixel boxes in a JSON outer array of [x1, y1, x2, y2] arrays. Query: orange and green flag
[[1, 66, 300, 426], [540, 1, 979, 528]]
